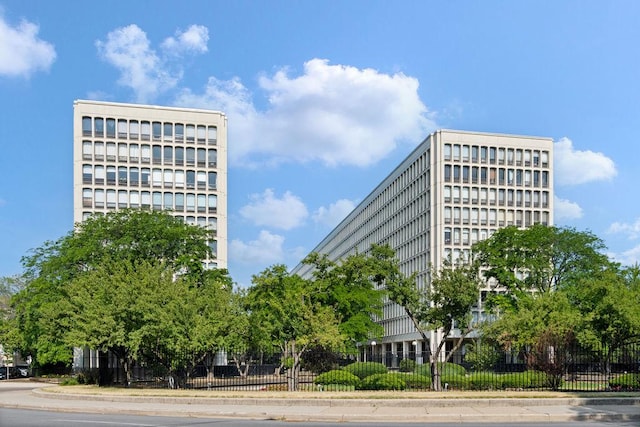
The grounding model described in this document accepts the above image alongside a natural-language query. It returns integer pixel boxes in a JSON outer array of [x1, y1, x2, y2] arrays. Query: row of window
[[81, 189, 218, 214], [443, 164, 549, 187], [443, 144, 549, 167], [82, 141, 217, 168], [443, 186, 549, 207], [443, 208, 550, 229], [82, 165, 217, 190], [81, 116, 218, 144]]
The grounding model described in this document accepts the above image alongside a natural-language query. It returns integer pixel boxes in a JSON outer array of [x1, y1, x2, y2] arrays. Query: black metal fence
[[86, 342, 640, 392]]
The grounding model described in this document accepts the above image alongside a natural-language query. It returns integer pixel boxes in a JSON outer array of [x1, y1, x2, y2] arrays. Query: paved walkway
[[0, 380, 639, 423]]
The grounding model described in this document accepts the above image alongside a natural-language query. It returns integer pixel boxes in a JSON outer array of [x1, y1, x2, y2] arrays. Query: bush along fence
[[77, 342, 640, 392]]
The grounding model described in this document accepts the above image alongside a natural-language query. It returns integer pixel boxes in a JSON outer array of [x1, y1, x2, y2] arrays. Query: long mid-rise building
[[293, 129, 553, 360], [73, 100, 227, 269]]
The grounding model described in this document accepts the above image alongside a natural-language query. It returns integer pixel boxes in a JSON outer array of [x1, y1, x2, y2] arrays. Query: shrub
[[343, 362, 387, 379], [442, 374, 470, 390], [414, 362, 466, 377], [398, 358, 416, 372], [465, 343, 501, 372], [320, 384, 356, 391], [60, 377, 79, 386], [610, 373, 640, 391], [395, 372, 431, 389], [468, 371, 501, 390], [76, 368, 100, 385], [358, 373, 406, 390], [314, 369, 361, 387], [302, 345, 341, 374]]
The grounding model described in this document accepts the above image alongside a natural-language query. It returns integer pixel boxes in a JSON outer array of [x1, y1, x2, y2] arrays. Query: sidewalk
[[1, 380, 639, 423]]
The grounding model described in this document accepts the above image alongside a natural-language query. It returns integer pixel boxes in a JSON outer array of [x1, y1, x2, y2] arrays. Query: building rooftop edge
[[74, 99, 226, 117]]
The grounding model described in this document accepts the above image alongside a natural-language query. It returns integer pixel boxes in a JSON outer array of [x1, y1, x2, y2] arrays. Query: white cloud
[[553, 196, 582, 221], [554, 137, 616, 186], [312, 199, 357, 228], [608, 217, 640, 240], [175, 58, 436, 167], [0, 14, 56, 77], [96, 24, 208, 103], [609, 245, 640, 268], [161, 25, 209, 54], [229, 230, 285, 265], [239, 189, 308, 230]]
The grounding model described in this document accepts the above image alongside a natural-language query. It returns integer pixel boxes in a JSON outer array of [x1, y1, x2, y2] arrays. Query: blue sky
[[1, 1, 639, 287]]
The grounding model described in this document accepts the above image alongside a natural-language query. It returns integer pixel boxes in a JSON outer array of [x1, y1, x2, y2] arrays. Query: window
[[152, 145, 162, 164], [186, 170, 195, 189], [82, 188, 93, 207], [129, 144, 139, 162], [117, 119, 127, 138], [141, 121, 151, 140], [129, 120, 139, 139], [95, 166, 105, 184], [197, 194, 206, 212], [444, 186, 451, 202], [82, 141, 92, 160], [153, 192, 162, 209], [94, 142, 104, 160], [106, 142, 116, 161], [444, 207, 452, 223], [444, 228, 452, 244], [163, 123, 173, 141], [197, 171, 206, 189], [197, 125, 206, 143], [118, 190, 128, 208], [106, 118, 116, 138], [208, 194, 217, 213], [175, 193, 184, 211], [208, 126, 217, 144], [542, 171, 549, 187], [186, 125, 195, 142], [443, 144, 451, 161], [82, 117, 92, 136], [129, 191, 140, 208], [129, 167, 139, 185], [462, 145, 470, 162], [83, 165, 92, 184], [164, 169, 173, 187], [141, 168, 150, 186], [186, 193, 196, 212], [152, 168, 162, 187], [175, 124, 184, 141], [186, 147, 195, 165], [141, 145, 151, 163], [118, 166, 127, 184], [163, 146, 173, 164], [94, 118, 104, 137], [444, 165, 451, 182], [152, 122, 162, 140], [489, 147, 496, 164], [106, 166, 116, 185], [175, 147, 184, 165], [118, 143, 128, 161], [453, 145, 461, 161], [197, 148, 206, 166], [95, 189, 105, 208], [106, 190, 116, 208], [141, 191, 151, 208], [471, 146, 479, 162], [498, 148, 505, 164], [208, 149, 217, 167], [175, 170, 185, 188], [164, 192, 173, 209]]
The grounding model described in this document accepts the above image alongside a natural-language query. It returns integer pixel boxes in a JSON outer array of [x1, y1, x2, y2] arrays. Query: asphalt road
[[1, 408, 638, 427]]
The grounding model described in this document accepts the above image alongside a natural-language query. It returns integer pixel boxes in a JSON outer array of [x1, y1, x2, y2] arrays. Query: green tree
[[302, 248, 387, 348], [12, 209, 214, 368], [386, 255, 481, 391], [568, 264, 640, 375], [473, 225, 608, 308], [246, 265, 344, 390], [481, 290, 582, 389], [63, 259, 183, 385]]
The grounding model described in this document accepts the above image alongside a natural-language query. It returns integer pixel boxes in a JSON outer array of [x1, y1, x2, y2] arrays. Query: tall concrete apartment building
[[293, 129, 553, 360], [73, 100, 227, 269]]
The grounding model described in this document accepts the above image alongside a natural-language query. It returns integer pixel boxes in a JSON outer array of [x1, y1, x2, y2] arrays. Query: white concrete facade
[[73, 100, 228, 269], [293, 129, 553, 358]]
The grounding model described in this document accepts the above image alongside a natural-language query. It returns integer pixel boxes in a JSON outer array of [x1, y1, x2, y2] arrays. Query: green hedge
[[466, 371, 549, 390], [342, 362, 388, 379], [610, 373, 640, 391], [314, 369, 361, 386], [358, 373, 406, 390], [398, 358, 416, 372], [414, 362, 467, 377]]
